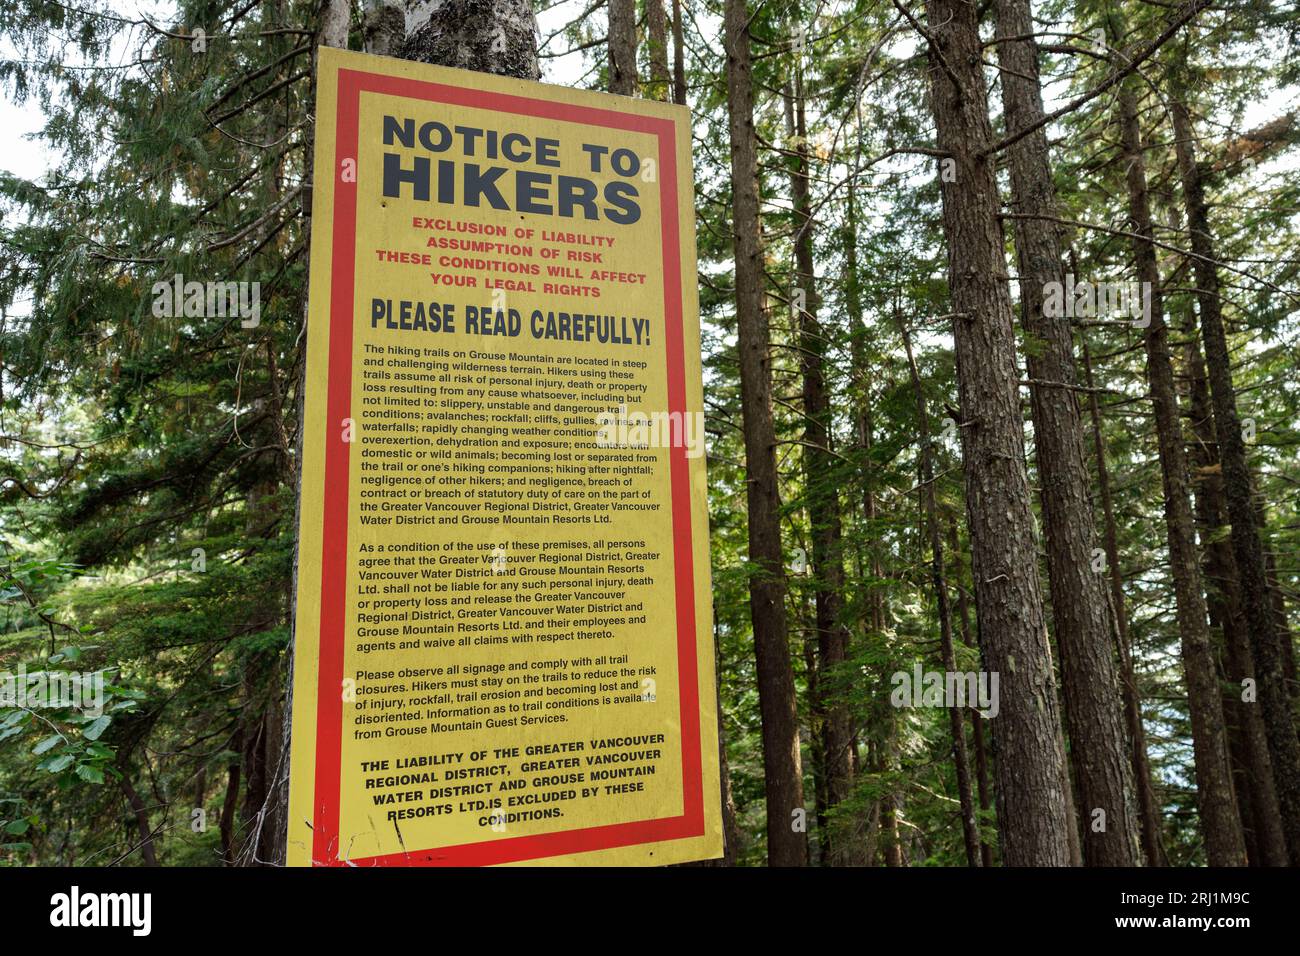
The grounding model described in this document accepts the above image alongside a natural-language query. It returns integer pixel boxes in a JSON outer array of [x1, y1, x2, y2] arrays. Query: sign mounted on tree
[[287, 47, 721, 866]]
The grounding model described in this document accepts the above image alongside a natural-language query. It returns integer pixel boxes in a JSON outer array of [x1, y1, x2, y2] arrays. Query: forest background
[[0, 0, 1298, 868]]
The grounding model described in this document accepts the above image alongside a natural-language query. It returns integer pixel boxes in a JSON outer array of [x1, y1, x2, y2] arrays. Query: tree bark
[[120, 774, 159, 867], [993, 0, 1140, 866], [646, 0, 671, 100], [219, 741, 242, 866], [1169, 84, 1300, 862], [783, 74, 853, 865], [671, 0, 686, 105], [881, 772, 904, 866], [1261, 547, 1298, 704], [1183, 321, 1289, 865], [923, 0, 1072, 866], [398, 0, 539, 79], [950, 515, 995, 866], [362, 0, 405, 56], [901, 323, 981, 866], [842, 193, 884, 866], [1115, 83, 1245, 866], [608, 0, 638, 95], [1081, 336, 1168, 866], [715, 649, 743, 865], [239, 697, 269, 863], [691, 614, 743, 866], [801, 592, 827, 865], [723, 0, 808, 867], [319, 0, 349, 48]]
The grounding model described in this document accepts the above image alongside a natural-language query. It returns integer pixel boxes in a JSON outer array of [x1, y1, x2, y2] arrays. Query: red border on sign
[[310, 68, 703, 866]]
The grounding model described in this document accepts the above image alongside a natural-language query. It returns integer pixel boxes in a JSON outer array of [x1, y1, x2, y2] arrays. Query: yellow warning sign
[[287, 47, 721, 866]]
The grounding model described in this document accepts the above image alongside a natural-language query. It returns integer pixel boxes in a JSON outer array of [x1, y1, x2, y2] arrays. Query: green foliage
[[0, 0, 1296, 867]]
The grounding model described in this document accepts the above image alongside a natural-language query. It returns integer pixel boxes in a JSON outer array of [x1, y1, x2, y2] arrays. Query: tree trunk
[[1057, 717, 1083, 867], [120, 774, 159, 866], [1115, 83, 1245, 866], [993, 0, 1139, 866], [692, 613, 743, 866], [801, 592, 828, 865], [320, 0, 349, 48], [1183, 323, 1289, 865], [608, 0, 638, 95], [901, 323, 981, 866], [845, 187, 886, 645], [219, 741, 242, 866], [1261, 547, 1298, 704], [783, 73, 853, 865], [241, 45, 292, 862], [723, 0, 807, 867], [842, 192, 884, 866], [671, 0, 686, 105], [193, 765, 207, 818], [1169, 84, 1300, 862], [924, 0, 1072, 866], [881, 770, 904, 866], [398, 0, 539, 78], [715, 651, 743, 866], [949, 515, 995, 866], [239, 698, 269, 863], [646, 0, 671, 100], [1080, 336, 1168, 866], [362, 0, 405, 56]]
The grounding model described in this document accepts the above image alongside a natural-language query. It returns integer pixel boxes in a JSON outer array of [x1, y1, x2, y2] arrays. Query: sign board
[[287, 47, 721, 866]]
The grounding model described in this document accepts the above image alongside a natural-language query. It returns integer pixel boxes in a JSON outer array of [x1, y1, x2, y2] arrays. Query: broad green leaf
[[45, 754, 75, 773]]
